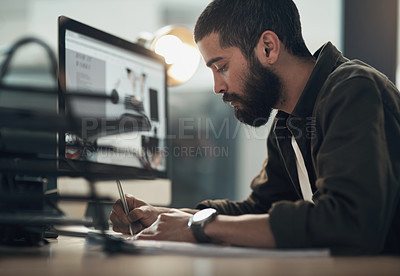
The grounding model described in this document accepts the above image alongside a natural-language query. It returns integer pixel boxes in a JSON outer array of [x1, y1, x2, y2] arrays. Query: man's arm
[[135, 209, 277, 248], [204, 214, 276, 248]]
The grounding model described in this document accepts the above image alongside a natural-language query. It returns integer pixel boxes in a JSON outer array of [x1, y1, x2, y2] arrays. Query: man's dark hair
[[194, 0, 312, 59]]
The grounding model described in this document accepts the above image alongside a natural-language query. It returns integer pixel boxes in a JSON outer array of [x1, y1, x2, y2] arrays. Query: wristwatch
[[188, 208, 218, 243]]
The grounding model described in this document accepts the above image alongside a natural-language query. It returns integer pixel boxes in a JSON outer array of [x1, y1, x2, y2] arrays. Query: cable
[[0, 37, 58, 83], [0, 37, 58, 159]]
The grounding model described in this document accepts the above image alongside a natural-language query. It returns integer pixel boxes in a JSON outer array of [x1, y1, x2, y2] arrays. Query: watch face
[[193, 208, 217, 223]]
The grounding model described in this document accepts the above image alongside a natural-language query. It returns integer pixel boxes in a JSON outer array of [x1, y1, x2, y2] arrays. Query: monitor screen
[[58, 16, 168, 180]]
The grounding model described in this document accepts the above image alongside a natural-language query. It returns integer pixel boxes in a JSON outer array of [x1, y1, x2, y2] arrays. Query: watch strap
[[191, 223, 213, 243], [189, 209, 217, 243]]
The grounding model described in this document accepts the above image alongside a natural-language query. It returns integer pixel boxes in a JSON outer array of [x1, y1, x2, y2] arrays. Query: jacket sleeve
[[196, 127, 299, 215], [268, 76, 397, 255]]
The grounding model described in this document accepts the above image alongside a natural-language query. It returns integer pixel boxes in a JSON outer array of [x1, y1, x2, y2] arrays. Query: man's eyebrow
[[206, 57, 223, 68]]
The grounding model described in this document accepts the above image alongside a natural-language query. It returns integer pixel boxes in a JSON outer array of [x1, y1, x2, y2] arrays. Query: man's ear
[[254, 31, 280, 65]]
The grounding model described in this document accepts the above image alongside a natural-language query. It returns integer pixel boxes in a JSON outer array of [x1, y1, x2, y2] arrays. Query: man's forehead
[[197, 33, 228, 66], [197, 33, 221, 51]]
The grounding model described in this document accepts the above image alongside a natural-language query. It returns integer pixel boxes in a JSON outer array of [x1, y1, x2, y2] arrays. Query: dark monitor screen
[[58, 16, 168, 180]]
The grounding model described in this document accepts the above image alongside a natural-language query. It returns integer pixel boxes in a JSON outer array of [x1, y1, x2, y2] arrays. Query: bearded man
[[111, 0, 400, 255]]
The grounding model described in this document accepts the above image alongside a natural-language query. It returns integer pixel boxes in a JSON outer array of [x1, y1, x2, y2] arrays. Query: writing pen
[[116, 179, 133, 236]]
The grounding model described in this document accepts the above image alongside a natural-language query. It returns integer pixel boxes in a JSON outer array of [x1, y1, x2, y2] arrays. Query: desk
[[1, 236, 399, 276]]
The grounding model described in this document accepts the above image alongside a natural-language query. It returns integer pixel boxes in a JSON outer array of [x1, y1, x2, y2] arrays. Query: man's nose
[[213, 75, 227, 94]]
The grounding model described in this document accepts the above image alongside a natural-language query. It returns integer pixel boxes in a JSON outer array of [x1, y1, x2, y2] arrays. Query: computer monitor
[[58, 16, 168, 181]]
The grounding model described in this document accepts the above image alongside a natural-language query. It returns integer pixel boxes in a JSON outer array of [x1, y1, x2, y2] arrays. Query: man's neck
[[275, 54, 315, 114]]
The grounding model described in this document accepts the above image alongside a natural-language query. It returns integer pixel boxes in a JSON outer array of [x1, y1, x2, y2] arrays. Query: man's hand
[[110, 194, 167, 234], [135, 209, 196, 243]]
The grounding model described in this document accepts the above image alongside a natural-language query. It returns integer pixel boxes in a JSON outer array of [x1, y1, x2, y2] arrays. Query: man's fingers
[[110, 210, 130, 232], [112, 225, 130, 235], [111, 200, 124, 215], [110, 196, 157, 235], [130, 222, 144, 234], [110, 212, 130, 234], [128, 207, 145, 223], [110, 203, 132, 231], [110, 206, 130, 225], [110, 210, 122, 225], [111, 211, 143, 235]]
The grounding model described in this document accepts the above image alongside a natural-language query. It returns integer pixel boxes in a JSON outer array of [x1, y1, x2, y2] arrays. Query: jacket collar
[[281, 42, 348, 119]]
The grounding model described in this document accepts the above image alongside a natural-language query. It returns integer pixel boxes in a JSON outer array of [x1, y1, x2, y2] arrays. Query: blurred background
[[0, 0, 397, 209]]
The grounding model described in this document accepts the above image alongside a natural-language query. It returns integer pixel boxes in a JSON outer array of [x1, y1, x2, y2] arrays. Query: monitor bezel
[[58, 15, 169, 180]]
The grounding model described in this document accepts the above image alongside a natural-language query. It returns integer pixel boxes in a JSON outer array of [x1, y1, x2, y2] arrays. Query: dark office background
[[344, 0, 398, 83]]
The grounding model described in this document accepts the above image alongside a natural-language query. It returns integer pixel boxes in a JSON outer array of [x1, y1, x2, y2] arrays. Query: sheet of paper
[[53, 225, 123, 238], [121, 239, 330, 258]]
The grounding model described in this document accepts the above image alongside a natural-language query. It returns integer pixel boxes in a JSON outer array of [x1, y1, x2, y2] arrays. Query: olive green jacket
[[196, 42, 400, 255]]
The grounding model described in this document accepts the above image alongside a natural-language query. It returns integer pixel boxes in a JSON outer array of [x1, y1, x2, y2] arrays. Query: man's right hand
[[110, 194, 166, 234]]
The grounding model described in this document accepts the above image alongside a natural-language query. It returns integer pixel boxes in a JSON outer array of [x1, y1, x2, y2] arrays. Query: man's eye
[[216, 65, 226, 73]]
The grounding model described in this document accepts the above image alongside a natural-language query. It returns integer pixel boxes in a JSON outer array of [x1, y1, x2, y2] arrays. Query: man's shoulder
[[328, 59, 388, 88], [313, 58, 400, 123], [317, 59, 398, 103]]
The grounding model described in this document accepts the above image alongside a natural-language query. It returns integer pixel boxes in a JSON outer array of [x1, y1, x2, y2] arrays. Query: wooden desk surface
[[1, 236, 399, 276]]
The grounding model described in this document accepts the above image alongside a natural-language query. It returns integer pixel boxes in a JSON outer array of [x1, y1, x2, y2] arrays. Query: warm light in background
[[154, 35, 182, 64], [139, 26, 200, 86]]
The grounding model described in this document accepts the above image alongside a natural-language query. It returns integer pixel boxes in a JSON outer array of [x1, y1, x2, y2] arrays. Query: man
[[111, 0, 400, 255]]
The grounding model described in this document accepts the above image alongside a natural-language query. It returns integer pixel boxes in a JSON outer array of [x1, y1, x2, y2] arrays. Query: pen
[[116, 179, 133, 236]]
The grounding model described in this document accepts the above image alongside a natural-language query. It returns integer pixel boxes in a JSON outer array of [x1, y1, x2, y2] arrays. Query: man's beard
[[223, 56, 282, 127]]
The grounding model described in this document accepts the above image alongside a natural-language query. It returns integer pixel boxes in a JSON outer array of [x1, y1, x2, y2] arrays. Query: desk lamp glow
[[138, 26, 200, 86]]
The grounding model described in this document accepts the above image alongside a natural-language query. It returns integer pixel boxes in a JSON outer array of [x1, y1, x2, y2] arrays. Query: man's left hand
[[135, 209, 196, 243]]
